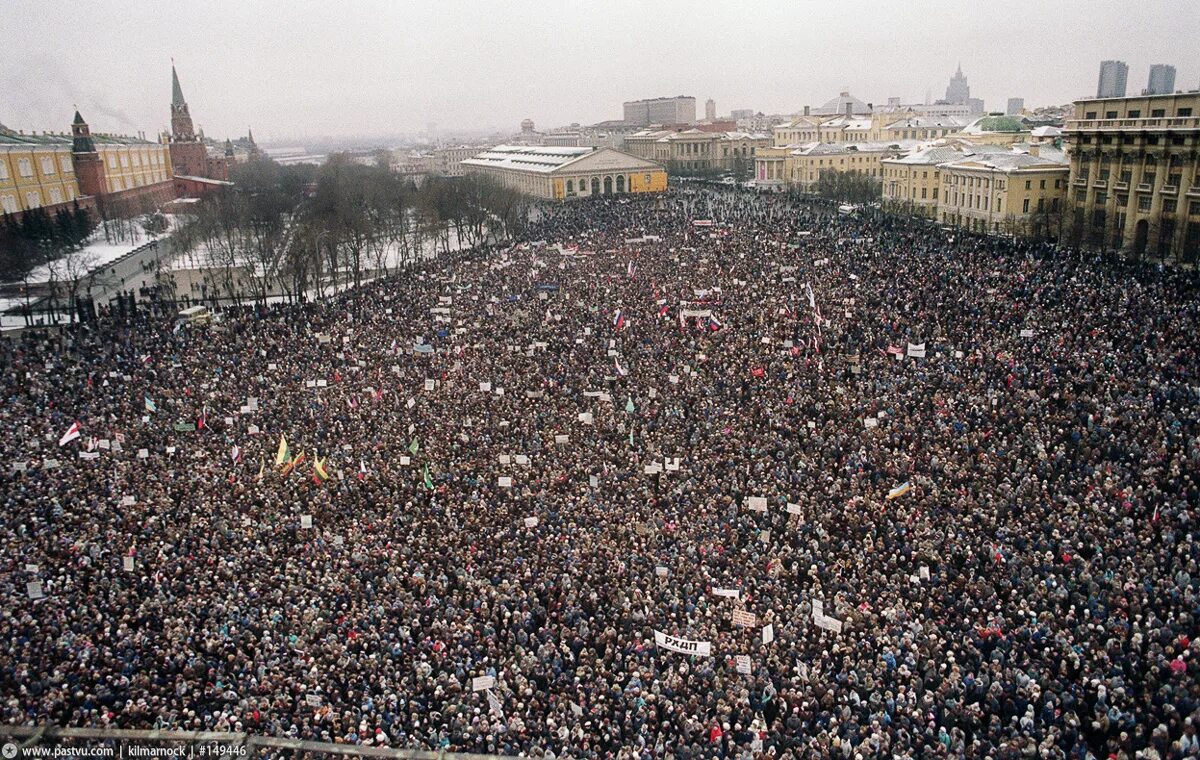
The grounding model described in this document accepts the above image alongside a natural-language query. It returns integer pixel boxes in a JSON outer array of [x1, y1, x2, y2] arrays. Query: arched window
[[616, 175, 625, 193], [566, 179, 573, 193], [591, 177, 600, 194]]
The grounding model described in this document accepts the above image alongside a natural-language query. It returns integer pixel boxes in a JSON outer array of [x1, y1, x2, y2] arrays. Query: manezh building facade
[[461, 146, 666, 200]]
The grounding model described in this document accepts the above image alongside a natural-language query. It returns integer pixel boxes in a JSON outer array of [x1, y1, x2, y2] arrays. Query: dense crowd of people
[[1, 187, 1198, 759]]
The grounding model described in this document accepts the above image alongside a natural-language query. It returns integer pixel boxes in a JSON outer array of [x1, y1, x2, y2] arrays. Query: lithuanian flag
[[275, 434, 289, 466]]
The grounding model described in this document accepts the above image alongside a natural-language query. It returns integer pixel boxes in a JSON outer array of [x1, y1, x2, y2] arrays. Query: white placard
[[554, 434, 568, 444], [305, 694, 322, 707], [786, 502, 802, 515], [589, 475, 598, 487], [300, 514, 313, 529], [762, 624, 775, 645], [268, 363, 278, 370], [472, 675, 496, 692], [906, 342, 926, 359], [815, 615, 844, 634], [745, 496, 767, 512], [25, 564, 38, 573], [249, 425, 260, 435], [759, 529, 771, 544], [864, 417, 878, 429], [514, 454, 529, 465], [654, 630, 712, 657], [479, 381, 492, 392], [655, 566, 668, 577], [305, 380, 316, 388], [713, 587, 740, 599], [400, 455, 411, 465], [1020, 328, 1035, 338], [919, 565, 930, 580], [578, 412, 593, 425], [732, 609, 758, 628], [498, 454, 511, 464], [424, 379, 435, 391], [121, 495, 136, 506], [123, 556, 135, 571], [812, 599, 824, 619], [499, 476, 513, 488], [523, 516, 538, 528], [26, 581, 44, 600], [735, 655, 752, 674]]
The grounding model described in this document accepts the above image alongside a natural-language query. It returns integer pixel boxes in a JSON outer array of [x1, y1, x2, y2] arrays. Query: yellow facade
[[937, 159, 1067, 237], [785, 146, 896, 192], [882, 161, 943, 218], [95, 143, 172, 194], [462, 146, 666, 200], [628, 170, 668, 193], [0, 144, 80, 215]]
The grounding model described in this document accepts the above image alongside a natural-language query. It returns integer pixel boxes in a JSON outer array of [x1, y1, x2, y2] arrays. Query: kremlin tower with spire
[[167, 62, 232, 195]]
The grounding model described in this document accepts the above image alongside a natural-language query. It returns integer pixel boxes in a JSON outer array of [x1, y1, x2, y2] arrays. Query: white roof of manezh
[[462, 145, 661, 175]]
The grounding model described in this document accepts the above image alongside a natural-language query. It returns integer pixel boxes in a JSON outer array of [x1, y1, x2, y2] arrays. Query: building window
[[1023, 198, 1030, 213], [40, 157, 55, 175], [1190, 201, 1200, 216], [59, 155, 72, 173], [1095, 192, 1107, 204], [49, 187, 62, 204], [1164, 198, 1177, 214], [18, 158, 32, 177], [0, 161, 8, 180], [108, 155, 116, 168], [25, 191, 40, 208], [1138, 195, 1152, 212]]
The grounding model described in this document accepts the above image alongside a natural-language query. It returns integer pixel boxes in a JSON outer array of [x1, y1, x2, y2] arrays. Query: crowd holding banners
[[1, 185, 1199, 759]]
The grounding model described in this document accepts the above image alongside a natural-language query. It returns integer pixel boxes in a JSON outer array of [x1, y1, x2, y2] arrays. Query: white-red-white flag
[[58, 421, 81, 447]]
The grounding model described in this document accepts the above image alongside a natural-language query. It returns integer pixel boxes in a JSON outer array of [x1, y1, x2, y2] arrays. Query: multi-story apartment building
[[433, 145, 491, 177], [622, 97, 696, 126], [1097, 60, 1129, 98], [1064, 92, 1200, 261]]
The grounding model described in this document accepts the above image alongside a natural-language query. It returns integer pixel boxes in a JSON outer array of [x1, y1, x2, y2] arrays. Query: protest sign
[[654, 631, 712, 656]]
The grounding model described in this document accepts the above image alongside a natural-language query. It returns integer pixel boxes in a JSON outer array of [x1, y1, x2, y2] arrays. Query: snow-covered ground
[[7, 215, 185, 287]]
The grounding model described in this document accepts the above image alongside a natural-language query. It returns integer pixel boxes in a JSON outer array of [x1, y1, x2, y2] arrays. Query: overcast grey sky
[[2, 0, 1196, 143]]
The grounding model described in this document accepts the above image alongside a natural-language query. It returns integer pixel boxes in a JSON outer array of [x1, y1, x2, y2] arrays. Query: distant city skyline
[[1, 0, 1196, 143]]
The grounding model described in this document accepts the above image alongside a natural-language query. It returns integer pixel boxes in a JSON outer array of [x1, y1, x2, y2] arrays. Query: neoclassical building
[[461, 145, 666, 200], [1064, 92, 1200, 261]]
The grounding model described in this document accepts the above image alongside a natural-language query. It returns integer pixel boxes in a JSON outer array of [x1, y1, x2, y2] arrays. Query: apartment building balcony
[[1160, 184, 1178, 195], [1136, 183, 1154, 193], [1092, 179, 1107, 190], [1113, 181, 1129, 191]]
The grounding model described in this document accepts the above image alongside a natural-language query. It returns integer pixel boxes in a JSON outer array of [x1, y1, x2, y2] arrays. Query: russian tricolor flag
[[708, 316, 722, 332], [613, 310, 626, 331]]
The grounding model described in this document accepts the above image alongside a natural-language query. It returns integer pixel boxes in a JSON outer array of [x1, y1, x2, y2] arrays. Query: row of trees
[[175, 155, 532, 306], [0, 203, 94, 284], [814, 169, 882, 204]]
